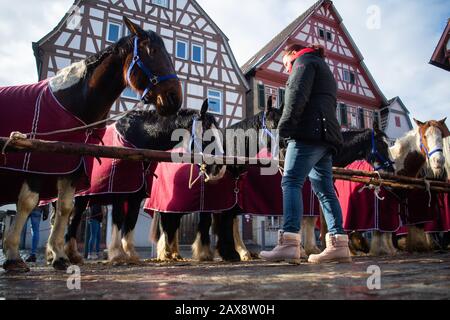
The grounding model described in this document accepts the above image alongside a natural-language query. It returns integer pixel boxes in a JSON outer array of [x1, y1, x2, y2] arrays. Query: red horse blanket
[[238, 148, 320, 216], [0, 80, 94, 204], [77, 124, 153, 201], [425, 193, 450, 232], [144, 148, 237, 213], [334, 161, 401, 232]]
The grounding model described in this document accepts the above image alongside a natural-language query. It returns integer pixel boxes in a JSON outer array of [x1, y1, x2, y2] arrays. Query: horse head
[[370, 121, 395, 173], [414, 118, 449, 179], [123, 17, 182, 116], [191, 99, 226, 182]]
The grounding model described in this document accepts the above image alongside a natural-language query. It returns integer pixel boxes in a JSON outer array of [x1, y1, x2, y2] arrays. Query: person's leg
[[308, 153, 345, 235], [260, 141, 327, 263], [96, 221, 101, 255], [282, 141, 328, 233], [88, 220, 95, 255], [30, 211, 41, 256], [308, 152, 351, 264]]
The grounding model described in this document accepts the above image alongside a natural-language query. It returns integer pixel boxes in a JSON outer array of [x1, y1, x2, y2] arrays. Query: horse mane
[[444, 137, 450, 180]]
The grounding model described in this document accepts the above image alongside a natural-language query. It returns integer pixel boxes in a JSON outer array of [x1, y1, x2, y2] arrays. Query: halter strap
[[370, 130, 394, 171], [420, 135, 443, 159], [261, 113, 279, 159], [126, 36, 178, 102]]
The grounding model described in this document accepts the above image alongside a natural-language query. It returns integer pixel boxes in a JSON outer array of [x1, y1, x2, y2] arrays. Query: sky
[[0, 0, 449, 123]]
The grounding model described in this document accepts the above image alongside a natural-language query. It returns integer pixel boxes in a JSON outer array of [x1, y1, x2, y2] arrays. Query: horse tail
[[150, 211, 161, 244]]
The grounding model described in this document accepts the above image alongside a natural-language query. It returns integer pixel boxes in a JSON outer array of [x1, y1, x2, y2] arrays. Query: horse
[[302, 123, 395, 256], [64, 100, 225, 265], [149, 97, 284, 262], [0, 17, 182, 272], [389, 118, 449, 253]]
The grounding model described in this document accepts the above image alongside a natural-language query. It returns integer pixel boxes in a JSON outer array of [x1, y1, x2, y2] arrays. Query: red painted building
[[430, 18, 450, 72], [242, 0, 388, 131]]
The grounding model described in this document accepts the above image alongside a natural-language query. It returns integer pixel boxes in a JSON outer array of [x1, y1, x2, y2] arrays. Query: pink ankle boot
[[260, 231, 301, 264], [308, 233, 352, 264]]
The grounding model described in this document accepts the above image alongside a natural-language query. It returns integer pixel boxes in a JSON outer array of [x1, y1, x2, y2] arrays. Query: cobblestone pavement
[[0, 251, 449, 300]]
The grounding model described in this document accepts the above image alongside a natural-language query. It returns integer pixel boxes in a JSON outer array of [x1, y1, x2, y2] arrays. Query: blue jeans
[[88, 220, 101, 254], [29, 209, 42, 255], [282, 140, 345, 235]]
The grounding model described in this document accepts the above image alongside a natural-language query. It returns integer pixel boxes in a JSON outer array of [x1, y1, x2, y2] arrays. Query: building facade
[[430, 18, 450, 72], [380, 97, 414, 146], [33, 0, 249, 128]]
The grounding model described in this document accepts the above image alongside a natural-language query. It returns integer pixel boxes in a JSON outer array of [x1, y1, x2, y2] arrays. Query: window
[[122, 87, 139, 100], [151, 0, 169, 8], [191, 44, 204, 63], [107, 22, 122, 43], [326, 31, 332, 41], [395, 116, 401, 128], [343, 70, 356, 84], [278, 88, 285, 108], [207, 89, 222, 114], [358, 108, 365, 129], [257, 84, 265, 109], [176, 40, 188, 60], [339, 103, 348, 126], [319, 28, 325, 38]]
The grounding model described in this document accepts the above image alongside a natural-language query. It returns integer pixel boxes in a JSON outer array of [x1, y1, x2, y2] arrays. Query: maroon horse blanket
[[76, 124, 154, 202], [0, 80, 95, 205], [238, 149, 320, 216], [144, 148, 237, 213], [425, 193, 450, 232], [335, 161, 401, 232]]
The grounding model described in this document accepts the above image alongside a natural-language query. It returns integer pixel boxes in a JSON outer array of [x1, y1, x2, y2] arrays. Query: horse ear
[[414, 118, 425, 127], [123, 16, 145, 38], [439, 117, 447, 125], [265, 96, 273, 113], [373, 120, 380, 132], [279, 102, 285, 113], [200, 99, 209, 119], [439, 118, 450, 138]]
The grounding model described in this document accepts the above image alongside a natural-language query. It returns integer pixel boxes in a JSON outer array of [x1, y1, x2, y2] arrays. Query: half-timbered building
[[33, 0, 249, 128], [430, 18, 450, 72], [242, 0, 388, 131]]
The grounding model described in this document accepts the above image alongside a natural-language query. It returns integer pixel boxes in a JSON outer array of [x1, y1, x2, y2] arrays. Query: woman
[[260, 44, 351, 264], [87, 203, 105, 260]]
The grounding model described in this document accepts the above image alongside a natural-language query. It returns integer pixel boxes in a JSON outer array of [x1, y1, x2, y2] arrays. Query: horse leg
[[108, 197, 128, 265], [407, 225, 432, 253], [192, 213, 213, 262], [156, 213, 183, 261], [232, 215, 252, 261], [213, 211, 240, 262], [369, 231, 391, 256], [384, 232, 399, 255], [64, 196, 88, 265], [47, 177, 76, 270], [3, 181, 40, 272], [319, 208, 329, 250], [302, 217, 321, 255], [348, 232, 370, 256], [121, 193, 143, 265]]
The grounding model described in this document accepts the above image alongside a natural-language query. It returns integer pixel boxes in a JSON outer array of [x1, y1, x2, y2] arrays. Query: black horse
[[65, 100, 225, 265], [151, 97, 284, 262], [1, 17, 182, 272]]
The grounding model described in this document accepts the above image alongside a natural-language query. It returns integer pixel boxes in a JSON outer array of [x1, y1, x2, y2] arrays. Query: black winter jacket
[[277, 52, 343, 154]]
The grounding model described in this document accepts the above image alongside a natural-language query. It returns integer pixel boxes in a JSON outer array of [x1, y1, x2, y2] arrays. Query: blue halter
[[261, 113, 279, 158], [370, 130, 394, 171], [420, 135, 443, 159], [126, 36, 178, 102]]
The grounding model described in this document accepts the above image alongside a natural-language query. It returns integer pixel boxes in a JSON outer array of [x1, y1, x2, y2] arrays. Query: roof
[[430, 19, 450, 72], [380, 96, 413, 131], [241, 0, 388, 105], [32, 0, 249, 90], [241, 0, 324, 75]]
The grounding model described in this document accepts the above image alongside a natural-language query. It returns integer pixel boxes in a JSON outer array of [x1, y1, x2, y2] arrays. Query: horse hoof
[[305, 246, 322, 255], [125, 256, 142, 265], [53, 258, 70, 271], [68, 255, 84, 265], [3, 260, 31, 273]]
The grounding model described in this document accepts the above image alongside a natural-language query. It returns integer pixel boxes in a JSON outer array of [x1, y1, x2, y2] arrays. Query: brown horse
[[1, 17, 182, 272], [384, 118, 449, 254]]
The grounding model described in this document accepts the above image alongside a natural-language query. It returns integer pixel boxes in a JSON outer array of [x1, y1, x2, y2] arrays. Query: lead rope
[[424, 179, 432, 208], [358, 171, 385, 201]]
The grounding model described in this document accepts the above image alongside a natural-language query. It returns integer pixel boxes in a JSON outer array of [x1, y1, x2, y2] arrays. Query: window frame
[[191, 43, 204, 64], [175, 39, 189, 60], [319, 28, 325, 39], [326, 31, 333, 41], [106, 21, 122, 43], [121, 87, 139, 100], [207, 89, 223, 115]]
